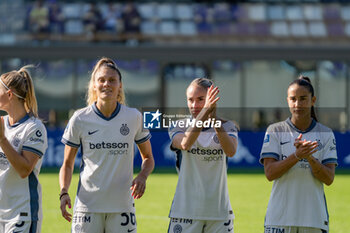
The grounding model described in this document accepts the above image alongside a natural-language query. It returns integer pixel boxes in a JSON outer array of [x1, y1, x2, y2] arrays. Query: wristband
[[293, 152, 301, 160], [59, 192, 69, 200]]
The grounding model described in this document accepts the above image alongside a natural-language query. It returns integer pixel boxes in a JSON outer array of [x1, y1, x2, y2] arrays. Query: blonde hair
[[86, 57, 125, 106], [0, 65, 38, 117]]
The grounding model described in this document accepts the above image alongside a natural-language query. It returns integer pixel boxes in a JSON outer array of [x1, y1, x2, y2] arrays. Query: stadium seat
[[270, 21, 289, 37], [157, 3, 175, 20], [308, 21, 327, 37], [0, 9, 9, 32], [290, 22, 308, 37], [0, 2, 8, 16], [138, 3, 156, 20], [214, 22, 233, 35], [64, 20, 84, 35], [267, 5, 285, 21], [323, 5, 341, 21], [175, 4, 194, 20], [248, 4, 266, 21], [230, 4, 239, 21], [303, 5, 323, 20], [233, 4, 247, 21], [213, 3, 232, 22], [0, 33, 16, 45], [140, 20, 158, 35], [62, 3, 82, 19], [253, 22, 270, 36], [327, 23, 345, 37], [80, 3, 91, 16], [1, 1, 26, 33], [10, 14, 24, 32], [159, 21, 177, 35], [196, 21, 212, 34], [340, 6, 350, 21], [98, 4, 109, 19], [286, 5, 303, 21], [178, 21, 197, 36], [194, 4, 212, 34], [193, 3, 207, 19], [345, 23, 350, 37]]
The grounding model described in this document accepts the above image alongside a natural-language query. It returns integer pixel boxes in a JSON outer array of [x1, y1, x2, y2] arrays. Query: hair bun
[[298, 75, 311, 84]]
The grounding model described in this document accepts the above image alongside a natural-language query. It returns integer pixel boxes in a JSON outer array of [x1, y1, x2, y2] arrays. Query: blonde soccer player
[[0, 66, 48, 233], [260, 76, 337, 233], [59, 57, 154, 233], [168, 78, 238, 233]]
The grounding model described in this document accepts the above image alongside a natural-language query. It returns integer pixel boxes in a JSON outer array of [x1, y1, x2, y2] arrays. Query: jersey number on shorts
[[121, 212, 136, 226]]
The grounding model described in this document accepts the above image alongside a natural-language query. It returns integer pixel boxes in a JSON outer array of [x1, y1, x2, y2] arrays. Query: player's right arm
[[264, 157, 299, 181], [264, 134, 318, 181], [59, 145, 78, 222]]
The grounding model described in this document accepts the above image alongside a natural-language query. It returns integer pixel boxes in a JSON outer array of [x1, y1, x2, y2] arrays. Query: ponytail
[[310, 106, 317, 122], [0, 65, 38, 117], [19, 66, 38, 118]]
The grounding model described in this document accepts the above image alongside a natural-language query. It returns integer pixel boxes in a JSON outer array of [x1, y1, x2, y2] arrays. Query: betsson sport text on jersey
[[89, 141, 130, 156]]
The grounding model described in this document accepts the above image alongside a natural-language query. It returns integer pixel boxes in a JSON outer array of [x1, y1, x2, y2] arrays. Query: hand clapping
[[294, 134, 318, 160], [204, 85, 220, 119]]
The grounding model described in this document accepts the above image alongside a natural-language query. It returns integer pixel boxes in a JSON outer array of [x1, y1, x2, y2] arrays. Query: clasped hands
[[293, 134, 318, 160]]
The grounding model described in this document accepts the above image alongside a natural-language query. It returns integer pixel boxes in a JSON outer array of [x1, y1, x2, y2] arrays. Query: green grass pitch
[[41, 172, 350, 233]]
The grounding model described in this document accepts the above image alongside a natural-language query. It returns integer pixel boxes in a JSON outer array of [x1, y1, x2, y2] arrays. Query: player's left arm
[[214, 125, 237, 157], [306, 133, 337, 186], [0, 117, 41, 178], [306, 157, 335, 185], [131, 140, 154, 199]]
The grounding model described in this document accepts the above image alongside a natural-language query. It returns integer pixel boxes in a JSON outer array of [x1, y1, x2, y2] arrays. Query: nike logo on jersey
[[127, 229, 136, 232], [280, 141, 290, 145], [15, 221, 25, 227], [228, 227, 233, 232], [88, 130, 99, 135]]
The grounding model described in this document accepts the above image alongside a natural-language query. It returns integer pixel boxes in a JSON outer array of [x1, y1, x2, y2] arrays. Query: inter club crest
[[120, 124, 130, 136], [173, 224, 182, 233], [12, 133, 21, 147], [213, 134, 220, 144]]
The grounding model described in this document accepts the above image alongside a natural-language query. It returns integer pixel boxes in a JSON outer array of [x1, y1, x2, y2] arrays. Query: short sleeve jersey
[[260, 118, 337, 231], [168, 118, 238, 220], [62, 103, 151, 213], [0, 115, 48, 222]]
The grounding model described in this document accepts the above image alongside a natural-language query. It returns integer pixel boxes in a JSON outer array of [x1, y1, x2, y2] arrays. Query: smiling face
[[287, 83, 316, 120], [186, 84, 207, 118], [93, 66, 122, 103]]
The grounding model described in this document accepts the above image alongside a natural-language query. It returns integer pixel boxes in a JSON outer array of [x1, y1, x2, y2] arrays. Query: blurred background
[[0, 0, 350, 169]]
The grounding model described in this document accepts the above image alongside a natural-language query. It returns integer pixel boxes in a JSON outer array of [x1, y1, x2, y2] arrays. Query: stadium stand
[[1, 1, 350, 45], [1, 0, 350, 131]]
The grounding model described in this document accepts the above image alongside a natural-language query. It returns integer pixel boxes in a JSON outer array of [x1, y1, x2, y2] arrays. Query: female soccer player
[[0, 66, 48, 233], [59, 57, 154, 233], [168, 78, 238, 233], [260, 76, 337, 233]]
